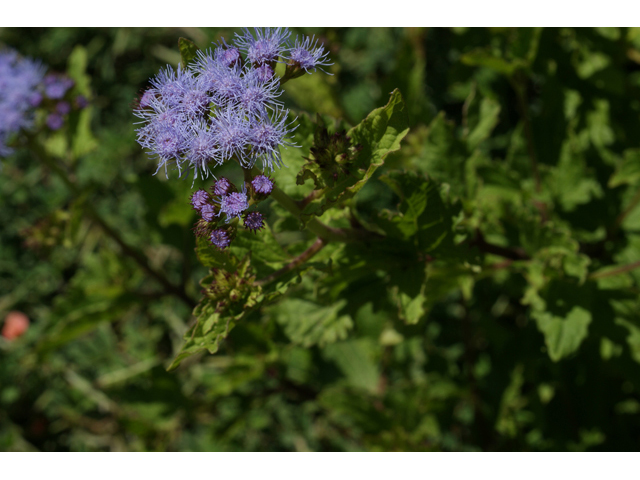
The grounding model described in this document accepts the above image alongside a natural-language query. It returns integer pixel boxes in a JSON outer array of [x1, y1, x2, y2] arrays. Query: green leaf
[[195, 236, 238, 272], [270, 298, 353, 348], [609, 148, 640, 188], [533, 306, 592, 362], [297, 89, 410, 224], [178, 37, 199, 68], [467, 97, 501, 150], [375, 171, 458, 257], [323, 339, 380, 393]]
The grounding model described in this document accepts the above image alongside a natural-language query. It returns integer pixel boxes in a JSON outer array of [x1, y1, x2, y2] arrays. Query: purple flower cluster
[[134, 28, 332, 179], [0, 49, 45, 157], [0, 48, 83, 158], [190, 175, 272, 249]]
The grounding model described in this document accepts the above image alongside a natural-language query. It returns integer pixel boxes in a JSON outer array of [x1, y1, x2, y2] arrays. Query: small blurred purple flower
[[46, 113, 64, 130], [55, 101, 71, 115], [43, 74, 74, 99]]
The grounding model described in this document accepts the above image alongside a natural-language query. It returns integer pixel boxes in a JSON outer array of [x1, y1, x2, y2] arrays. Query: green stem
[[30, 139, 196, 309]]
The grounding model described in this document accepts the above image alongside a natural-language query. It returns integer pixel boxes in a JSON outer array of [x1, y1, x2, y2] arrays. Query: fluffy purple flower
[[211, 107, 251, 166], [148, 65, 192, 108], [244, 211, 264, 233], [248, 107, 296, 171], [43, 74, 74, 99], [254, 65, 274, 83], [218, 184, 249, 222], [46, 113, 64, 130], [210, 229, 231, 249], [213, 177, 232, 196], [289, 36, 333, 73], [186, 121, 219, 179], [237, 68, 283, 116], [191, 189, 210, 211], [251, 175, 273, 195], [214, 39, 241, 68], [234, 28, 291, 66]]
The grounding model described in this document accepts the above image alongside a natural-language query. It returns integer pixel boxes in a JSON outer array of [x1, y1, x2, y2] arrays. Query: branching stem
[[589, 260, 640, 280], [256, 237, 326, 287]]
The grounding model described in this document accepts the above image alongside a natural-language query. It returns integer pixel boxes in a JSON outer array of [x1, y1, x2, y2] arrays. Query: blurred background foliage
[[2, 27, 640, 451]]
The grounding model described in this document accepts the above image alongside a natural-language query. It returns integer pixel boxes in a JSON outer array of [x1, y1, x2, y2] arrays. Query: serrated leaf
[[297, 89, 410, 224], [178, 37, 199, 68]]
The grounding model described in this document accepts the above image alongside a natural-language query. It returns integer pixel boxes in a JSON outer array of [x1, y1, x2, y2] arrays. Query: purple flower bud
[[213, 177, 232, 196], [251, 174, 273, 195], [191, 189, 210, 211], [55, 101, 71, 115], [244, 211, 264, 233], [44, 74, 74, 99], [75, 95, 89, 109], [46, 113, 64, 130], [201, 203, 216, 222], [210, 229, 231, 249]]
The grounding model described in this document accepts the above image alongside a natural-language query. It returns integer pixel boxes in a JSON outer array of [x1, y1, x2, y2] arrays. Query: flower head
[[248, 107, 296, 171], [46, 113, 64, 130], [244, 211, 264, 233], [213, 177, 232, 196], [191, 189, 210, 211], [43, 74, 74, 99], [289, 36, 333, 73], [234, 28, 291, 66], [218, 184, 249, 222], [200, 203, 216, 222], [210, 228, 231, 249], [251, 174, 273, 195]]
